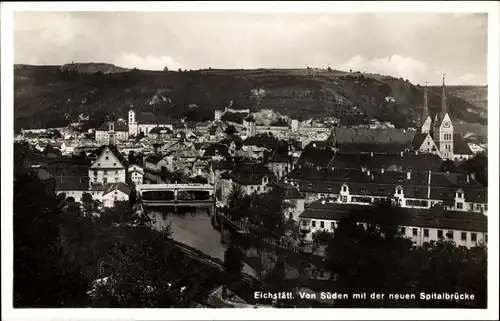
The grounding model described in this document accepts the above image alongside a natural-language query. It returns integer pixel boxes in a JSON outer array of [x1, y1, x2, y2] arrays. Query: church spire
[[441, 74, 447, 116], [422, 81, 429, 120]]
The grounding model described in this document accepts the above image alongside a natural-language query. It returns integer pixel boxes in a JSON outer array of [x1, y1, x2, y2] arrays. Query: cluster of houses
[[20, 76, 488, 249]]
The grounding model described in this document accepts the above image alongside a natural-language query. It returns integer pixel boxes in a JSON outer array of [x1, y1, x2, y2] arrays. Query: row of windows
[[309, 220, 336, 230], [93, 170, 120, 175], [93, 177, 120, 183], [443, 133, 452, 140], [404, 227, 486, 243]]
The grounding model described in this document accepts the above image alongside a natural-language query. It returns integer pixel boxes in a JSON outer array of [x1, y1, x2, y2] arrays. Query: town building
[[128, 107, 175, 137], [128, 164, 144, 185], [298, 200, 487, 249], [286, 166, 487, 215], [95, 121, 129, 145], [88, 145, 128, 186]]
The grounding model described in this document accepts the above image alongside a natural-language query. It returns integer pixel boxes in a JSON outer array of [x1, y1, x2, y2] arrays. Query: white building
[[128, 108, 175, 137], [95, 121, 129, 145], [298, 200, 487, 248], [128, 164, 144, 185], [88, 145, 128, 187]]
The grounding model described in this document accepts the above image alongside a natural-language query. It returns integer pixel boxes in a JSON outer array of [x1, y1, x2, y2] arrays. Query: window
[[105, 156, 109, 160], [456, 202, 463, 209], [412, 228, 418, 237], [320, 221, 324, 228], [400, 227, 406, 235], [342, 196, 347, 202], [98, 163, 101, 167], [476, 204, 481, 210], [396, 188, 402, 195], [461, 232, 467, 241], [485, 234, 488, 243], [103, 178, 108, 184], [115, 177, 119, 182], [114, 196, 117, 201], [311, 220, 316, 228], [437, 230, 443, 239], [469, 204, 474, 211], [485, 205, 488, 211], [330, 222, 335, 230], [471, 233, 477, 242], [342, 185, 347, 192], [115, 170, 119, 175], [114, 163, 117, 166], [446, 231, 453, 239], [457, 192, 463, 198], [423, 229, 429, 238]]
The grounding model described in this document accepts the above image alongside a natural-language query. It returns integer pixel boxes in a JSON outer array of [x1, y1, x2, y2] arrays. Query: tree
[[325, 202, 487, 308], [163, 66, 169, 72], [14, 171, 90, 307], [223, 245, 244, 297]]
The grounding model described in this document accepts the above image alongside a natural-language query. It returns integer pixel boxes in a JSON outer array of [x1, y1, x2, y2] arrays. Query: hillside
[[13, 64, 487, 132], [429, 85, 488, 111]]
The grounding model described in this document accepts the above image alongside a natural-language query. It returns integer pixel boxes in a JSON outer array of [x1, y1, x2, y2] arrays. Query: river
[[146, 205, 257, 277]]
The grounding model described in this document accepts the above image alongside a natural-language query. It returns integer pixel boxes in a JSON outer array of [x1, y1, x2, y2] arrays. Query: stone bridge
[[136, 183, 215, 202]]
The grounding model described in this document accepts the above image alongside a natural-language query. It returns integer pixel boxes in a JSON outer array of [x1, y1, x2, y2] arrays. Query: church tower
[[128, 107, 138, 137], [433, 75, 454, 160], [420, 82, 432, 134]]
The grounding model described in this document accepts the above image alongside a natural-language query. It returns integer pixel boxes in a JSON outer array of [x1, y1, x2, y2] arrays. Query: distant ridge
[[59, 62, 130, 74]]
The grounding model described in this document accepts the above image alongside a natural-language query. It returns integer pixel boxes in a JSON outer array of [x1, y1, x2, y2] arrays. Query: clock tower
[[433, 75, 454, 159]]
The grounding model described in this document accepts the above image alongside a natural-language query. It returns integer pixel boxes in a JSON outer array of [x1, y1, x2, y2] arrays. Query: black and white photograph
[[2, 1, 499, 320]]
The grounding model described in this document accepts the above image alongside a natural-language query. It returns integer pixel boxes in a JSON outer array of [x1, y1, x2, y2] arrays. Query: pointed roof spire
[[422, 81, 429, 120], [441, 74, 447, 116]]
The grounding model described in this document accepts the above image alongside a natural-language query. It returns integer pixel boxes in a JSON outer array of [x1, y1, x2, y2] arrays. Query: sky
[[14, 11, 488, 85]]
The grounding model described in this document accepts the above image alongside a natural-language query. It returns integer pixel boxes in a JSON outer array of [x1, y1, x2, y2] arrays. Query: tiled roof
[[97, 121, 128, 132], [222, 162, 276, 185], [149, 127, 172, 134], [55, 176, 89, 191], [287, 167, 486, 202], [144, 154, 165, 165], [411, 133, 428, 149], [242, 134, 280, 150], [453, 134, 473, 155], [95, 145, 128, 167], [297, 145, 335, 168], [326, 153, 443, 172], [334, 128, 416, 144], [103, 182, 132, 196], [137, 112, 172, 125], [203, 143, 230, 157]]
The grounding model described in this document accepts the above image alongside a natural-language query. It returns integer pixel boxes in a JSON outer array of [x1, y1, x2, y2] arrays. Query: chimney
[[321, 200, 326, 205], [400, 151, 404, 157], [406, 170, 411, 180], [371, 174, 374, 180], [367, 169, 371, 176], [361, 166, 366, 173], [370, 152, 374, 157], [466, 174, 470, 183], [470, 173, 476, 180], [381, 167, 385, 174]]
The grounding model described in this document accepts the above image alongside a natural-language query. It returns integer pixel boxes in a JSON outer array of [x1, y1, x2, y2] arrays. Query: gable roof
[[326, 153, 443, 172], [93, 145, 128, 167], [334, 128, 415, 153], [297, 145, 335, 168], [144, 154, 165, 165], [97, 121, 128, 132], [411, 133, 428, 149], [453, 134, 473, 155], [55, 176, 89, 191], [102, 182, 132, 196]]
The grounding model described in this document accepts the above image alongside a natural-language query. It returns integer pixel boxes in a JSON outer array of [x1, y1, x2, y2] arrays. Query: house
[[263, 144, 291, 179], [468, 143, 485, 155], [88, 145, 128, 187], [220, 162, 278, 204], [61, 141, 77, 155], [286, 166, 488, 215], [100, 183, 132, 208], [298, 200, 487, 248], [95, 121, 129, 145], [128, 165, 144, 185]]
